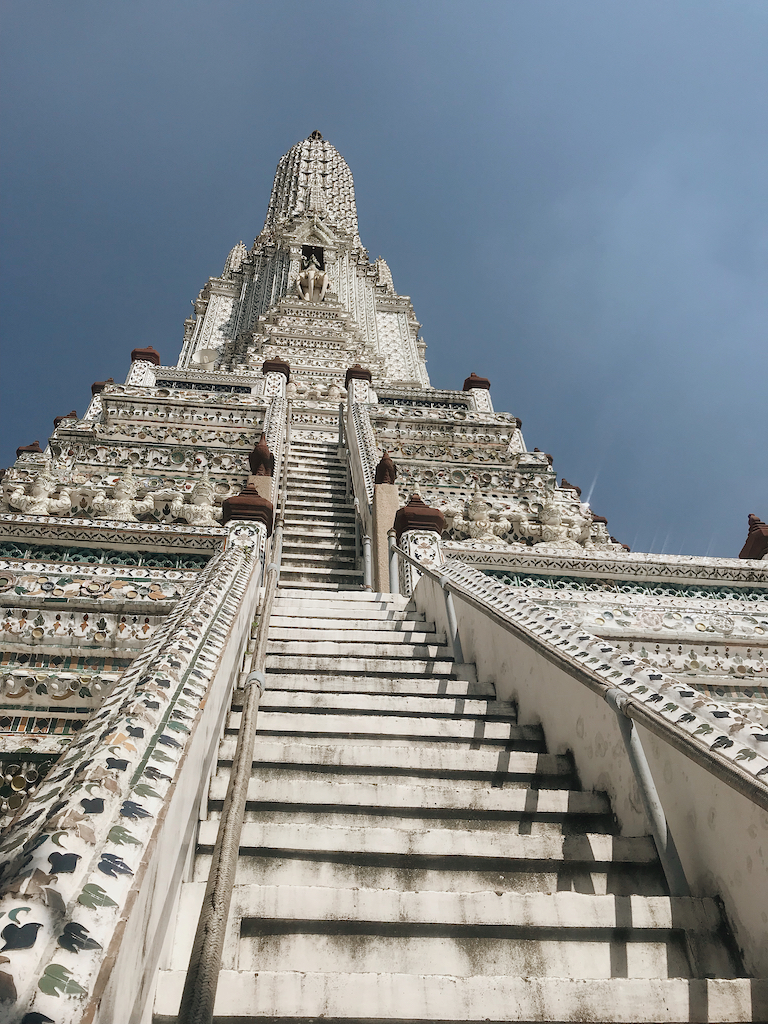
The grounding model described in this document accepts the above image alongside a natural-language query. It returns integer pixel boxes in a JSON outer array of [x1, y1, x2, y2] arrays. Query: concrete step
[[216, 739, 574, 782], [283, 512, 355, 524], [191, 842, 668, 896], [196, 822, 653, 865], [262, 674, 495, 696], [286, 475, 347, 488], [278, 568, 365, 584], [155, 971, 767, 1022], [278, 553, 359, 569], [282, 536, 356, 550], [255, 692, 507, 716], [226, 711, 544, 748], [267, 626, 441, 643], [266, 640, 449, 659], [286, 493, 353, 505], [276, 580, 365, 592], [267, 614, 430, 631], [205, 777, 609, 820], [285, 487, 348, 501], [272, 596, 410, 614], [265, 655, 474, 677], [273, 588, 406, 602], [166, 886, 734, 980]]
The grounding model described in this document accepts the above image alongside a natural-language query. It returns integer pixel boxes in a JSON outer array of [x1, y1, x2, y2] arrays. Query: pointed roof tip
[[309, 129, 323, 140]]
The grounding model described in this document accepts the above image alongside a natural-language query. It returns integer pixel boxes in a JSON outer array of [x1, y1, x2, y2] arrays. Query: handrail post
[[362, 534, 373, 591], [388, 530, 399, 595], [354, 500, 361, 567], [338, 401, 345, 446], [178, 401, 291, 1024], [440, 579, 463, 663], [604, 688, 690, 897]]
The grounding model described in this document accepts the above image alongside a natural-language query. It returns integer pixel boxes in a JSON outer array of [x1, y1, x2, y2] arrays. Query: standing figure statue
[[176, 468, 222, 528], [7, 458, 72, 516], [91, 465, 155, 522], [297, 253, 329, 303]]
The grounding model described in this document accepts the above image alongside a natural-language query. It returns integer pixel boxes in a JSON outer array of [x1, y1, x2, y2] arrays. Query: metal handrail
[[178, 401, 291, 1024]]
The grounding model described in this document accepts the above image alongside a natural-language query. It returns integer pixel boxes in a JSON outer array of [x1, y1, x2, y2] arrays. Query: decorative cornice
[[444, 544, 768, 588], [0, 515, 226, 554]]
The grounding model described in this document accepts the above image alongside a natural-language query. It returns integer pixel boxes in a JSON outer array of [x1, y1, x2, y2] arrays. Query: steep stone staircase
[[279, 435, 363, 590], [152, 431, 762, 1023], [154, 588, 761, 1022]]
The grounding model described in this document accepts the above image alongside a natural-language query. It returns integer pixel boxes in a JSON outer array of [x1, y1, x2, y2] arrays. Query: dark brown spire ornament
[[462, 371, 491, 391], [91, 378, 115, 396], [248, 434, 275, 477], [221, 485, 274, 535], [739, 514, 768, 560], [394, 494, 446, 542], [560, 478, 582, 497], [374, 451, 397, 485], [53, 411, 78, 429], [16, 441, 43, 459], [261, 358, 290, 380], [131, 346, 161, 366]]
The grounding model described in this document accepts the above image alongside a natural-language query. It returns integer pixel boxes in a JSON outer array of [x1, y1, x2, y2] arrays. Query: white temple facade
[[0, 132, 767, 1023]]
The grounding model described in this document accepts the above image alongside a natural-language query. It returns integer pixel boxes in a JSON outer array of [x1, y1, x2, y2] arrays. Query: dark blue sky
[[2, 1, 767, 558]]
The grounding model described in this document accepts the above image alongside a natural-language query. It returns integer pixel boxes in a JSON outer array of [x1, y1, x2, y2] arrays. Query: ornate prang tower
[[0, 133, 767, 1024]]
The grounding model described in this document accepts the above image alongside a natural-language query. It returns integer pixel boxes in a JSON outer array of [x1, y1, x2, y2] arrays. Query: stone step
[[282, 536, 356, 550], [265, 655, 473, 677], [278, 568, 364, 584], [283, 511, 356, 524], [282, 521, 355, 535], [211, 763, 567, 797], [272, 595, 410, 612], [205, 777, 608, 820], [268, 614, 429, 631], [281, 506, 350, 516], [170, 886, 734, 979], [285, 467, 344, 478], [285, 485, 348, 499], [196, 822, 653, 865], [286, 479, 347, 492], [262, 674, 495, 697], [266, 640, 449, 659], [154, 971, 767, 1022], [272, 587, 406, 601], [278, 553, 359, 569], [284, 490, 353, 502], [225, 711, 543, 748], [276, 580, 364, 592], [286, 472, 347, 485], [216, 739, 574, 782], [267, 626, 440, 643], [255, 692, 503, 716], [191, 843, 668, 896]]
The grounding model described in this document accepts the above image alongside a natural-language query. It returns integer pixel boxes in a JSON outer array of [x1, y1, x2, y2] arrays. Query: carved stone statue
[[443, 483, 511, 544], [176, 468, 222, 528], [7, 459, 72, 517], [297, 253, 329, 303], [91, 465, 154, 522]]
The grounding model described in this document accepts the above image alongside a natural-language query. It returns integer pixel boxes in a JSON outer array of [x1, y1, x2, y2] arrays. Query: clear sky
[[2, 1, 766, 558]]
